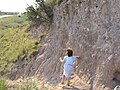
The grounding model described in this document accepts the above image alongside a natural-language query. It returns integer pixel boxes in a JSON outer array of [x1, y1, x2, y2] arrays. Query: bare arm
[[60, 57, 64, 63], [75, 56, 81, 59], [75, 56, 81, 65]]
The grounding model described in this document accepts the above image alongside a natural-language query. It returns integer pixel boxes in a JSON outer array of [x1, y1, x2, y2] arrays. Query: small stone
[[86, 28, 90, 31], [101, 85, 105, 88], [87, 80, 90, 84], [92, 54, 95, 57], [108, 55, 113, 60]]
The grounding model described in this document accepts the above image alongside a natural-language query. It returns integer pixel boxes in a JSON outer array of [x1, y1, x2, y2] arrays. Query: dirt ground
[[6, 75, 90, 90]]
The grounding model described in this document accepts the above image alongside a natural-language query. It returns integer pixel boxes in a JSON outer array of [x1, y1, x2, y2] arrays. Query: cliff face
[[10, 0, 120, 89]]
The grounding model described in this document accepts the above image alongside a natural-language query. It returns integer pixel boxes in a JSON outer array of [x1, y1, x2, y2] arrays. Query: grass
[[15, 77, 49, 90], [0, 14, 38, 76], [1, 77, 52, 90], [0, 14, 28, 30], [16, 77, 39, 90], [0, 78, 6, 90]]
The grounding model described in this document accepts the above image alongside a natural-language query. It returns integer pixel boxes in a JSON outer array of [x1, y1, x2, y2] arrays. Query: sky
[[0, 0, 35, 12]]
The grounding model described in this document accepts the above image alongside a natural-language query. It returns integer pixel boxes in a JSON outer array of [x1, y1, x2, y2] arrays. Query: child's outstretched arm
[[60, 57, 64, 63], [75, 56, 81, 59], [75, 56, 81, 65]]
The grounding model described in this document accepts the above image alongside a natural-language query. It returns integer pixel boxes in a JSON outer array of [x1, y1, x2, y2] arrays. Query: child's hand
[[60, 57, 64, 62], [60, 57, 62, 60], [59, 57, 62, 62], [76, 56, 80, 59]]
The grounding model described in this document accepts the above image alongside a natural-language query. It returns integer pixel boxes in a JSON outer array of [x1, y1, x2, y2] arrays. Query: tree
[[26, 0, 57, 24]]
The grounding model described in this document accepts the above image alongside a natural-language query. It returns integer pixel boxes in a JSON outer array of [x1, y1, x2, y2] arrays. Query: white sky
[[0, 0, 35, 12]]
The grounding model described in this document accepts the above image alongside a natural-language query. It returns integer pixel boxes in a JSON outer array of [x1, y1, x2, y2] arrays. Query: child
[[60, 48, 80, 86]]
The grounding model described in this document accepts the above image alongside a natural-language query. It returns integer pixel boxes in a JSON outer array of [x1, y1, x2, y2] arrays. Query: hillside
[[5, 0, 120, 90], [0, 15, 38, 77]]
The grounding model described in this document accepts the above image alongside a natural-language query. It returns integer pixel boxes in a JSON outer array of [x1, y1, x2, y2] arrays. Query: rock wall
[[10, 0, 120, 89]]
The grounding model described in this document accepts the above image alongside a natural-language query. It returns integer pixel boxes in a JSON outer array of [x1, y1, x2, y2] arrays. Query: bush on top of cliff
[[26, 0, 59, 24]]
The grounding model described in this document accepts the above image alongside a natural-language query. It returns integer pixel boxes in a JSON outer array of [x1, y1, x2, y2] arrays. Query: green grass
[[0, 14, 28, 30], [0, 78, 6, 90], [16, 78, 39, 90], [16, 77, 49, 90], [0, 14, 38, 75]]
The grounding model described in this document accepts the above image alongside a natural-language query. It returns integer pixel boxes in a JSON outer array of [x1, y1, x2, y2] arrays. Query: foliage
[[0, 15, 38, 76], [26, 0, 61, 24], [16, 77, 49, 90], [0, 78, 6, 90], [26, 5, 38, 22], [44, 0, 59, 8], [16, 78, 38, 90]]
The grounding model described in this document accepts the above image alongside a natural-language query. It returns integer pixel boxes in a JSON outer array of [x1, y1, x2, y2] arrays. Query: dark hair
[[67, 48, 73, 57]]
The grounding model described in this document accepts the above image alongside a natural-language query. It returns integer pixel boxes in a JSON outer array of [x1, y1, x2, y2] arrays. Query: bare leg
[[61, 75, 65, 84], [66, 77, 70, 86]]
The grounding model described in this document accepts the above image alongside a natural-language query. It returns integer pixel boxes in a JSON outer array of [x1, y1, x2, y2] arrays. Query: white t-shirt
[[63, 55, 76, 66]]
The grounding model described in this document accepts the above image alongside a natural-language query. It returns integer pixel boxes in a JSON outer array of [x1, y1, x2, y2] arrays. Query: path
[[48, 75, 90, 90], [0, 15, 13, 19], [6, 75, 90, 90]]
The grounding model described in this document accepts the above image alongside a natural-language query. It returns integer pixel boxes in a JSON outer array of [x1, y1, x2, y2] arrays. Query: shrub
[[26, 0, 61, 24], [16, 77, 38, 90], [16, 80, 38, 90], [16, 77, 49, 90]]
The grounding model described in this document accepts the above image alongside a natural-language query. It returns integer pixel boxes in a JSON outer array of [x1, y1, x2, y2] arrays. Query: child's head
[[66, 48, 73, 57]]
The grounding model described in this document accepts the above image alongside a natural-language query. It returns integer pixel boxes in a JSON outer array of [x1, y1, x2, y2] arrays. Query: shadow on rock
[[62, 85, 83, 90]]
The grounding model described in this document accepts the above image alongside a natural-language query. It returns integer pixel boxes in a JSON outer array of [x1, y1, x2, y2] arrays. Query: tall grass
[[16, 79, 39, 90], [16, 77, 49, 90]]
